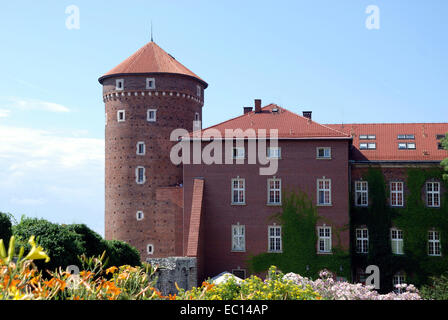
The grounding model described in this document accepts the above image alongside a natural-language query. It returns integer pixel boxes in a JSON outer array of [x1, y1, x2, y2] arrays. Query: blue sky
[[0, 1, 447, 236]]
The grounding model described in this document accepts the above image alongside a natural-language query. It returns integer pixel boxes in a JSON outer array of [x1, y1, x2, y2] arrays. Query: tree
[[105, 239, 141, 268], [66, 224, 106, 258], [0, 212, 12, 246], [441, 133, 448, 181], [13, 217, 84, 270]]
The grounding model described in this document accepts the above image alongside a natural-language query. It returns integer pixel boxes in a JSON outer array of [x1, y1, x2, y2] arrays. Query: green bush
[[66, 224, 106, 258], [420, 272, 448, 300], [0, 212, 12, 246], [105, 239, 142, 268], [12, 217, 84, 270]]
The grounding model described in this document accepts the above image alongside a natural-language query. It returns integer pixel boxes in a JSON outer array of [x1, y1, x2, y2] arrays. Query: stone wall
[[146, 257, 197, 295]]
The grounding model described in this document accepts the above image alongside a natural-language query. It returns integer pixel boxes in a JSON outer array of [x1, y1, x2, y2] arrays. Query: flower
[[106, 266, 118, 275], [23, 236, 50, 263]]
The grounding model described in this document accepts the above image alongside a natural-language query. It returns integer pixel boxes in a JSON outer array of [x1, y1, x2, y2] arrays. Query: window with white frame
[[268, 225, 282, 252], [146, 78, 155, 89], [136, 142, 145, 155], [267, 178, 281, 205], [232, 146, 245, 159], [147, 109, 157, 122], [317, 147, 331, 159], [231, 224, 245, 252], [116, 79, 124, 90], [427, 182, 440, 208], [194, 112, 200, 122], [231, 178, 245, 204], [356, 228, 369, 254], [136, 166, 146, 184], [318, 226, 332, 253], [117, 110, 125, 122], [267, 147, 281, 159], [355, 181, 368, 207], [136, 211, 144, 221], [393, 273, 406, 293], [428, 230, 441, 256], [146, 244, 154, 255], [197, 85, 201, 97], [317, 178, 331, 205], [391, 228, 404, 255], [390, 182, 404, 207]]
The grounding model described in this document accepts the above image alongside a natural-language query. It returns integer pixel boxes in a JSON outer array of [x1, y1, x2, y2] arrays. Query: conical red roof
[[98, 41, 207, 87]]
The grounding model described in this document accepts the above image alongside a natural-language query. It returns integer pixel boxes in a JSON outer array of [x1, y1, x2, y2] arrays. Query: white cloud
[[6, 97, 70, 113], [0, 109, 10, 118], [0, 125, 105, 235]]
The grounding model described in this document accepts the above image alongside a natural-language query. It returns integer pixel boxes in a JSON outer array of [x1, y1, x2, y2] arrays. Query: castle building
[[100, 41, 448, 290]]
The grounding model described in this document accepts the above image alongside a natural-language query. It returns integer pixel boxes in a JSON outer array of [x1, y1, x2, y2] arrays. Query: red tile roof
[[192, 104, 351, 139], [327, 123, 448, 162], [98, 41, 207, 87]]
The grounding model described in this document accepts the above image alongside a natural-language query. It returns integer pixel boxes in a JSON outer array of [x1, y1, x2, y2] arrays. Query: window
[[390, 182, 404, 207], [136, 142, 145, 155], [317, 147, 331, 159], [427, 182, 440, 208], [398, 142, 416, 150], [267, 147, 281, 159], [428, 230, 441, 256], [232, 147, 245, 159], [355, 181, 368, 207], [393, 273, 406, 293], [194, 112, 200, 122], [136, 166, 146, 184], [231, 178, 245, 205], [147, 109, 157, 122], [197, 85, 201, 97], [117, 110, 125, 122], [439, 142, 444, 150], [231, 224, 245, 252], [267, 178, 281, 205], [146, 244, 154, 255], [116, 79, 124, 90], [398, 134, 415, 140], [232, 269, 246, 279], [436, 134, 446, 140], [146, 78, 155, 89], [391, 228, 404, 255], [318, 226, 332, 253], [268, 225, 282, 252], [356, 228, 369, 254], [360, 143, 376, 150], [317, 178, 331, 205], [136, 211, 144, 221], [359, 135, 376, 140]]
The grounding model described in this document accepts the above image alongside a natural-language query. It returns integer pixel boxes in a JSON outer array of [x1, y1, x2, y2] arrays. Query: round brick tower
[[99, 41, 207, 259]]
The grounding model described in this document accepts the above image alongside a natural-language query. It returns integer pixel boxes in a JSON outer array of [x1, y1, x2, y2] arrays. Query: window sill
[[266, 203, 282, 206], [231, 250, 246, 253], [267, 251, 283, 254], [231, 203, 246, 206], [317, 203, 333, 207], [316, 157, 332, 160], [317, 251, 333, 255]]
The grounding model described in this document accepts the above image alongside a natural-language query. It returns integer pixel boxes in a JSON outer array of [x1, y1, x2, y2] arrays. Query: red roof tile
[[99, 41, 207, 87], [327, 123, 448, 162], [192, 104, 351, 139]]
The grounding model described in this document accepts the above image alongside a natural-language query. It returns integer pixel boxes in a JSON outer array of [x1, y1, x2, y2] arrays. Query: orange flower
[[106, 266, 118, 275]]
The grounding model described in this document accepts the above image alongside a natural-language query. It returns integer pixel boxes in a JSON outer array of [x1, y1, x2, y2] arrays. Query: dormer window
[[398, 134, 415, 140], [360, 143, 376, 150], [116, 79, 124, 90], [146, 78, 155, 89], [360, 135, 376, 140]]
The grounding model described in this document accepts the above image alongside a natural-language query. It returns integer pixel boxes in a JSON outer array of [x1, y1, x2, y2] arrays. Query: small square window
[[359, 135, 368, 140], [267, 147, 281, 159], [233, 147, 245, 159], [407, 143, 416, 149], [398, 143, 407, 149], [317, 147, 331, 159], [116, 79, 124, 90], [367, 143, 376, 149], [117, 110, 125, 122], [146, 78, 155, 89], [147, 109, 157, 122], [147, 244, 154, 255], [360, 143, 368, 150]]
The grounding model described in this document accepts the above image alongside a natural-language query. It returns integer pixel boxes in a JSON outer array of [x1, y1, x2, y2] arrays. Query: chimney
[[243, 107, 253, 114], [302, 111, 312, 120], [254, 99, 262, 113]]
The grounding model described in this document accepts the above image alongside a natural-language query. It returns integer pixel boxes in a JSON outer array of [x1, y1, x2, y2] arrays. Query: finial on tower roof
[[151, 21, 154, 42]]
